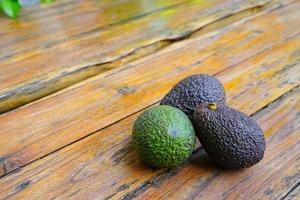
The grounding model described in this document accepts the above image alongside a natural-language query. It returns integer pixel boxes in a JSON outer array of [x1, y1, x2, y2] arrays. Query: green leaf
[[1, 0, 21, 18]]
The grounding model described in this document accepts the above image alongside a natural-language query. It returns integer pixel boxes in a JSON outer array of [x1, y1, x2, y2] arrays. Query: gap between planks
[[280, 181, 300, 200]]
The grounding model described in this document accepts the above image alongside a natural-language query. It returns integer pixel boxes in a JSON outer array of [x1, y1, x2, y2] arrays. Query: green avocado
[[193, 102, 266, 169], [160, 74, 226, 118], [132, 105, 196, 168]]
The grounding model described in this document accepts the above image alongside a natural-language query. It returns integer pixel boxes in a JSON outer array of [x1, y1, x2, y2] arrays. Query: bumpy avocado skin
[[160, 74, 226, 118], [193, 103, 266, 169], [133, 105, 196, 168]]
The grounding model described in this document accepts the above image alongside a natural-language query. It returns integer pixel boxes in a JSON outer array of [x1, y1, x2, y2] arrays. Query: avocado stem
[[208, 102, 217, 110]]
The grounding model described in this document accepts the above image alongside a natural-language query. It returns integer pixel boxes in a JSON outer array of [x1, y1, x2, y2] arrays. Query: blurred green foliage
[[0, 0, 54, 18]]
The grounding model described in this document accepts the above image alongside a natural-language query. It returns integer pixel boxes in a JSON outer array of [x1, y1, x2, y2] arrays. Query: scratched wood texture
[[0, 0, 273, 113], [0, 40, 299, 199], [1, 77, 298, 200], [0, 0, 299, 199], [1, 0, 299, 177]]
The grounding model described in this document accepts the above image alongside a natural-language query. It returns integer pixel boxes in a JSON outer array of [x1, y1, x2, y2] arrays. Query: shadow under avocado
[[189, 148, 217, 169], [190, 148, 249, 173]]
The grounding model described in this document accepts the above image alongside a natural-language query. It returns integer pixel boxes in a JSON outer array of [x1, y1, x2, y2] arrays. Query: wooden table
[[0, 0, 299, 199]]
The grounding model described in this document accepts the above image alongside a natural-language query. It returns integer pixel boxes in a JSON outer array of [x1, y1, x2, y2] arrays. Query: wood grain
[[0, 1, 299, 177], [0, 0, 272, 113], [0, 63, 299, 200], [0, 0, 187, 54], [134, 87, 300, 200]]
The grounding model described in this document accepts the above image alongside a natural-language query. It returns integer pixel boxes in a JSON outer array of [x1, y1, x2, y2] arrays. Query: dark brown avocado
[[193, 102, 266, 169], [160, 74, 226, 118]]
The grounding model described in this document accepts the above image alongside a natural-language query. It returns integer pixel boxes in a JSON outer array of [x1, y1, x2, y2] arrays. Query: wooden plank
[[0, 58, 299, 199], [134, 87, 300, 200], [0, 0, 188, 113], [0, 1, 299, 177], [0, 23, 299, 198], [0, 0, 272, 113], [0, 0, 187, 55], [0, 0, 187, 67]]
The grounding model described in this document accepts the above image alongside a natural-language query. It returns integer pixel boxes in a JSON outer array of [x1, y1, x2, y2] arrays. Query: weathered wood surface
[[0, 0, 272, 113], [0, 1, 299, 178], [0, 56, 299, 199], [0, 0, 299, 199]]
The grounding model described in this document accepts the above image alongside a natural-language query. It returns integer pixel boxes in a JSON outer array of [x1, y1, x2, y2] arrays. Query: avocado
[[132, 105, 196, 168], [193, 102, 266, 169], [160, 74, 226, 118]]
